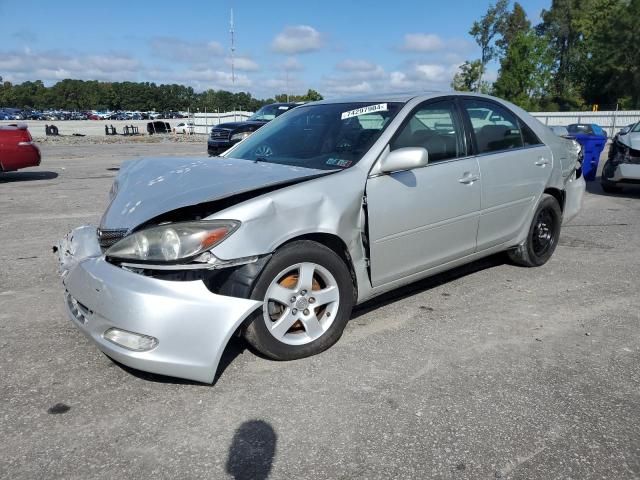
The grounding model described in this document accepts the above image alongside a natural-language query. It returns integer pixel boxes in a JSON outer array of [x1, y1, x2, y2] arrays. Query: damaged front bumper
[[604, 162, 640, 183], [604, 141, 640, 184], [56, 226, 262, 383]]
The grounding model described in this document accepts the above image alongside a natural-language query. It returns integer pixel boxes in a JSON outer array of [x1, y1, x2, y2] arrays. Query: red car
[[0, 124, 41, 172]]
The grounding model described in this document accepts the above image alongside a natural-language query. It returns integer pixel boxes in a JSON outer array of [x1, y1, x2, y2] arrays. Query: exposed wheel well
[[544, 187, 565, 212], [281, 233, 358, 297]]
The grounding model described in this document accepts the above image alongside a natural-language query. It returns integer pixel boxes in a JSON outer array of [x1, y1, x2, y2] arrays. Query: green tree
[[300, 89, 323, 101], [584, 0, 640, 108], [493, 30, 554, 110], [495, 2, 531, 53], [451, 60, 489, 92], [469, 0, 509, 82]]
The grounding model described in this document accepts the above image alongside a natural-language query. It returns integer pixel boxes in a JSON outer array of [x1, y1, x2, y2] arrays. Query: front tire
[[601, 160, 623, 193], [244, 241, 355, 360], [508, 194, 562, 267]]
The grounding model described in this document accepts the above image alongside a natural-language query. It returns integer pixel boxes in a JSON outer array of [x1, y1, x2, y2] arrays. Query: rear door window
[[462, 99, 524, 154]]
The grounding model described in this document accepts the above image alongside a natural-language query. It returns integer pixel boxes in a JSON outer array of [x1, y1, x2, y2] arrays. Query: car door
[[460, 98, 552, 251], [366, 99, 482, 287]]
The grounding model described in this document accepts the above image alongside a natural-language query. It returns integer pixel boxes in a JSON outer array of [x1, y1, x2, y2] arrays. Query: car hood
[[619, 132, 640, 150], [214, 120, 266, 130], [100, 157, 327, 230]]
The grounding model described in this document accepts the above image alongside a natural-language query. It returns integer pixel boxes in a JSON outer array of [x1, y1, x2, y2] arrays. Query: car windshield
[[631, 122, 640, 133], [248, 104, 292, 121], [224, 102, 403, 170]]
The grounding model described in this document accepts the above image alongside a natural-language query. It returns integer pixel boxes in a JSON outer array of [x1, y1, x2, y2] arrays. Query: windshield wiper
[[254, 156, 269, 163]]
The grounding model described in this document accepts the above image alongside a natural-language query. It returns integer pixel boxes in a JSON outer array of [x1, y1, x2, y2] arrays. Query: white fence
[[531, 110, 640, 137], [191, 111, 252, 134]]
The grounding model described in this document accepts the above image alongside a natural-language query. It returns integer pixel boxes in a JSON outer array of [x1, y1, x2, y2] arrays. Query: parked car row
[[0, 108, 189, 121]]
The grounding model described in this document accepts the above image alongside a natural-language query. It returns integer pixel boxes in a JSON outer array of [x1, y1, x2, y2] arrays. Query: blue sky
[[0, 0, 550, 98]]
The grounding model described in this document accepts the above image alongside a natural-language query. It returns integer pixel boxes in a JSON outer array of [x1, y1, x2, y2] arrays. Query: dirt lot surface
[[1, 143, 639, 479]]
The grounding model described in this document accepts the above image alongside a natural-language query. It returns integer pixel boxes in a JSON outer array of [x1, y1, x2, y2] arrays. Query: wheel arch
[[214, 232, 358, 305], [276, 232, 358, 299], [279, 233, 358, 301], [544, 187, 565, 212]]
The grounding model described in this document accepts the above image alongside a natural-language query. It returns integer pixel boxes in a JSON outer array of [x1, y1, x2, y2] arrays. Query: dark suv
[[207, 103, 297, 155]]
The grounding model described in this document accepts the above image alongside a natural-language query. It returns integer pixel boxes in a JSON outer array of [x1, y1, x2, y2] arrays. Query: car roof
[[312, 91, 514, 105]]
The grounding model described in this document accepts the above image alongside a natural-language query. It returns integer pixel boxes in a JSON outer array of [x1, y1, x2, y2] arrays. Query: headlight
[[106, 220, 240, 263], [231, 131, 252, 142]]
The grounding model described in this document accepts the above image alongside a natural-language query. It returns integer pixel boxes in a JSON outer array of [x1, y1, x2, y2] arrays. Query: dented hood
[[619, 132, 640, 150], [100, 157, 327, 230]]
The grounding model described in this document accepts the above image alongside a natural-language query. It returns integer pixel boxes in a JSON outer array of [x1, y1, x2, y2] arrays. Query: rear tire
[[508, 194, 562, 267], [243, 240, 355, 360]]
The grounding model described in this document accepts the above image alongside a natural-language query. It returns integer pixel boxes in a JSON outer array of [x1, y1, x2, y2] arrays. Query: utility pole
[[286, 69, 289, 103], [230, 8, 235, 87]]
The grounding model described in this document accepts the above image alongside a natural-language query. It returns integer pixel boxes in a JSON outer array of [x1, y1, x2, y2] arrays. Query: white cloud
[[401, 33, 445, 52], [280, 57, 305, 72], [271, 25, 323, 54], [0, 48, 140, 83], [414, 64, 448, 82], [322, 58, 462, 97], [149, 36, 224, 63], [0, 46, 253, 92], [225, 56, 259, 71], [170, 68, 252, 89], [335, 59, 386, 81], [322, 76, 373, 96], [336, 59, 378, 72], [389, 71, 414, 89]]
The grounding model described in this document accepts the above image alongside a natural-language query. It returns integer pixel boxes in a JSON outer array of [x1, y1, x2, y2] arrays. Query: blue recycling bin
[[569, 133, 607, 181]]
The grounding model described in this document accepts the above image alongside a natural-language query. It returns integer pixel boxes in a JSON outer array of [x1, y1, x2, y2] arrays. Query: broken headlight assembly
[[106, 220, 240, 264]]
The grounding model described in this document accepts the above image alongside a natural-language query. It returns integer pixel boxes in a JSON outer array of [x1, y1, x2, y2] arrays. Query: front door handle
[[535, 157, 550, 167], [458, 172, 479, 184]]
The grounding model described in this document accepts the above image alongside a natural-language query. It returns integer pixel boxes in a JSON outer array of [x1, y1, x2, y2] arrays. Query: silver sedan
[[56, 92, 585, 383]]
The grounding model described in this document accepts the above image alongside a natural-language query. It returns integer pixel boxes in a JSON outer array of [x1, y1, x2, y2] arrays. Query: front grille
[[210, 128, 231, 140], [97, 228, 128, 250]]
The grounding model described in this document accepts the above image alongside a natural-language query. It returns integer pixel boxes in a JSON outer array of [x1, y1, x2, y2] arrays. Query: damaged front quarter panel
[[204, 166, 372, 302]]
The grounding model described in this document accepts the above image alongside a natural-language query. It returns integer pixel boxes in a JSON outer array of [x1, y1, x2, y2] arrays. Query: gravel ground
[[0, 143, 639, 479]]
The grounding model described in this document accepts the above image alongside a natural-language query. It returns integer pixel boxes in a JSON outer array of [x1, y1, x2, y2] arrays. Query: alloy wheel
[[263, 262, 340, 346]]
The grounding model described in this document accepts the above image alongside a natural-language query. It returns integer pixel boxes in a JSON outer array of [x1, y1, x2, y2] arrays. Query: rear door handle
[[458, 172, 479, 184], [535, 157, 550, 167]]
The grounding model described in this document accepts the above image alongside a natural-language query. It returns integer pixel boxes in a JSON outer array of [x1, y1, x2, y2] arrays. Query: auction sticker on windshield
[[341, 103, 388, 120]]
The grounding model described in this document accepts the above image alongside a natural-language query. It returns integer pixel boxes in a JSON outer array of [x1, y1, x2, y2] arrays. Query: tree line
[[452, 0, 640, 111], [0, 78, 323, 112]]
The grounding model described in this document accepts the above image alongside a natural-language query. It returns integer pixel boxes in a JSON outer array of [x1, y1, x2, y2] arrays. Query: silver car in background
[[56, 92, 585, 383], [602, 121, 640, 193]]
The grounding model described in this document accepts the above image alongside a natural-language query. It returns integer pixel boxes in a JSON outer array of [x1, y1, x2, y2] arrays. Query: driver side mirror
[[380, 147, 429, 173]]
